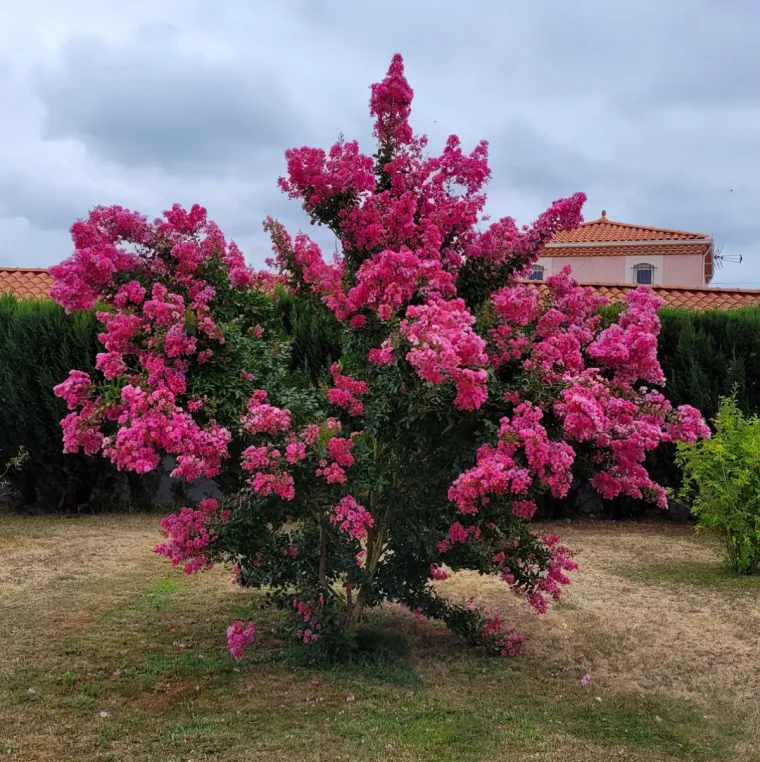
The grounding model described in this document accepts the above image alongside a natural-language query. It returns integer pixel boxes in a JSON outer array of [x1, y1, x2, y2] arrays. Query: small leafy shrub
[[677, 396, 760, 575], [0, 446, 28, 502]]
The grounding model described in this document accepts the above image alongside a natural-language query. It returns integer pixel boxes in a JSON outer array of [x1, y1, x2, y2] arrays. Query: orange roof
[[525, 281, 760, 311], [0, 268, 55, 299], [1, 266, 755, 312], [551, 211, 710, 244], [545, 242, 709, 258]]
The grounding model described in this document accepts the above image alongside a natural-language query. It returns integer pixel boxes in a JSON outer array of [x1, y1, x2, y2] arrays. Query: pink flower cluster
[[429, 564, 451, 581], [153, 501, 222, 574], [480, 616, 526, 657], [370, 53, 414, 146], [489, 533, 578, 613], [448, 402, 575, 515], [347, 247, 455, 321], [330, 495, 374, 540], [49, 206, 147, 312], [279, 139, 375, 210], [316, 435, 356, 484], [239, 417, 358, 500], [102, 385, 230, 480], [327, 364, 369, 416], [554, 370, 704, 507], [481, 268, 711, 509], [522, 268, 607, 379], [587, 288, 666, 386], [241, 390, 292, 435], [437, 521, 481, 553], [664, 404, 711, 444], [400, 299, 489, 410], [50, 203, 262, 484], [293, 598, 322, 644], [226, 620, 256, 660], [54, 370, 92, 410], [241, 443, 296, 500], [466, 194, 586, 277], [271, 55, 494, 333]]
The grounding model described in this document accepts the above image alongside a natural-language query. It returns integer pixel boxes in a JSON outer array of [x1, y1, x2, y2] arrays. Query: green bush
[[676, 396, 760, 574], [0, 294, 154, 511]]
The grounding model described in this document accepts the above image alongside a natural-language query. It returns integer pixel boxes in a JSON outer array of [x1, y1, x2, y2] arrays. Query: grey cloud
[[490, 117, 760, 262], [628, 178, 760, 251], [32, 23, 301, 171], [491, 120, 622, 198], [0, 177, 85, 231], [2, 0, 760, 281]]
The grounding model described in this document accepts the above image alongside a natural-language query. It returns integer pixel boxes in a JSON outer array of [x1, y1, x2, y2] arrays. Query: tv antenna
[[713, 245, 742, 270]]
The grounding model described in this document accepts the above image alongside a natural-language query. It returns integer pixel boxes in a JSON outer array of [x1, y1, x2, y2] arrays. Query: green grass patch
[[623, 560, 760, 589], [139, 577, 179, 609], [1, 515, 755, 761]]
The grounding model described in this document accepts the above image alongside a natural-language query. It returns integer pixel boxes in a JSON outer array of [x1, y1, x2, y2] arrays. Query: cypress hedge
[[658, 306, 760, 422], [0, 294, 155, 511], [3, 292, 760, 514]]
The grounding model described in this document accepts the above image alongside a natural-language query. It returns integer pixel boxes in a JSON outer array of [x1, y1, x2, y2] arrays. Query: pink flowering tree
[[51, 55, 709, 661]]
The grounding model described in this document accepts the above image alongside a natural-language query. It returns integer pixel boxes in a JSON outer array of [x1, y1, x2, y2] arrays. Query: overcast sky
[[1, 0, 758, 286]]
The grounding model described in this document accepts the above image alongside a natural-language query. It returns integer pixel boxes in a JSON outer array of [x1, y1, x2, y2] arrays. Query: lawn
[[1, 515, 758, 761]]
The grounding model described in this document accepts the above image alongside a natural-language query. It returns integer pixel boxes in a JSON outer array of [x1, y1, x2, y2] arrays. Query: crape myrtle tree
[[50, 55, 709, 660]]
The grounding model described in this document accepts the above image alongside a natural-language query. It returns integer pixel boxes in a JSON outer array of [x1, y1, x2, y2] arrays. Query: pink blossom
[[113, 280, 146, 308], [330, 495, 374, 540], [401, 298, 488, 410], [153, 506, 216, 573], [480, 615, 526, 657], [665, 405, 711, 444], [95, 351, 127, 379], [327, 364, 369, 416], [368, 340, 396, 366], [369, 53, 414, 146], [241, 390, 292, 435], [54, 370, 92, 410], [448, 522, 469, 543], [429, 564, 450, 581], [226, 620, 256, 660]]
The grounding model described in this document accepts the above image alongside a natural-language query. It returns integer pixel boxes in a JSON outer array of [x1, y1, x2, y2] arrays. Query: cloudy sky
[[1, 0, 758, 286]]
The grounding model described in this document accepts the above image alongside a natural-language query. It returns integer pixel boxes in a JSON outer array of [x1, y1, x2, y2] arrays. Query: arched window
[[528, 265, 545, 281], [633, 263, 655, 285]]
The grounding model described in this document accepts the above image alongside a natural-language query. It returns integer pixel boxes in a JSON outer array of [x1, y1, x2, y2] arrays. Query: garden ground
[[1, 515, 758, 762]]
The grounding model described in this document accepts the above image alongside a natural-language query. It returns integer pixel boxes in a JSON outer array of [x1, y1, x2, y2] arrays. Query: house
[[529, 210, 713, 287], [515, 210, 760, 310]]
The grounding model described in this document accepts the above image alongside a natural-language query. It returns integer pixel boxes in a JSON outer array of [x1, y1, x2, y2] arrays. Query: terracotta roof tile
[[545, 243, 710, 258], [0, 268, 55, 299], [551, 213, 709, 243], [1, 265, 754, 313], [524, 281, 760, 311]]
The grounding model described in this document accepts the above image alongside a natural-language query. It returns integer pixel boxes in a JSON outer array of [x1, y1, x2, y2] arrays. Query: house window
[[528, 265, 545, 281], [633, 263, 655, 285]]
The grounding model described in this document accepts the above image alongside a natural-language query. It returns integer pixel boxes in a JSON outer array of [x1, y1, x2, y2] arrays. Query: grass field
[[1, 515, 758, 761]]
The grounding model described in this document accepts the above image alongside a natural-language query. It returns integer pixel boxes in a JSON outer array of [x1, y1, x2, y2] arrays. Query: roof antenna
[[713, 245, 742, 270]]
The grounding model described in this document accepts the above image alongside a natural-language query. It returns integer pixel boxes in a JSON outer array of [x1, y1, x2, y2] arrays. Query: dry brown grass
[[1, 515, 758, 761]]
